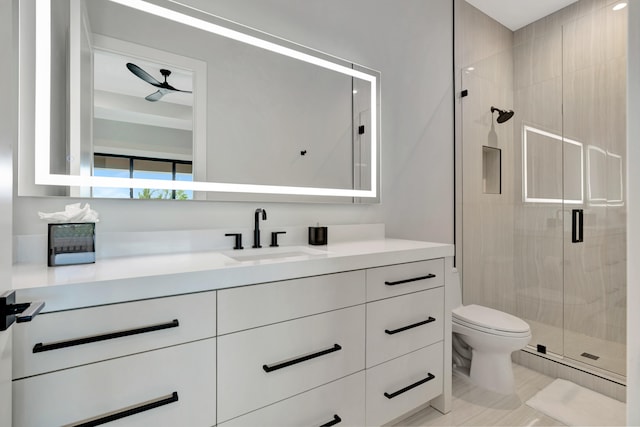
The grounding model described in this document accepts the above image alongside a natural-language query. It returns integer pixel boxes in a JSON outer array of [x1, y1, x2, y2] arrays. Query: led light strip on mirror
[[35, 0, 378, 198]]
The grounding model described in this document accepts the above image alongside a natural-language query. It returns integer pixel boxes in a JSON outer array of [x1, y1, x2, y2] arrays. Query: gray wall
[[12, 0, 454, 242]]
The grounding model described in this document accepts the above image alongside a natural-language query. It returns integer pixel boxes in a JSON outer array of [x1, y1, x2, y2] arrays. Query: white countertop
[[13, 239, 454, 313]]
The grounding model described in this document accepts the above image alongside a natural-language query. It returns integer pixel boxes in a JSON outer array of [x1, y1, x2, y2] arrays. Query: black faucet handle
[[270, 231, 286, 247], [225, 233, 243, 250]]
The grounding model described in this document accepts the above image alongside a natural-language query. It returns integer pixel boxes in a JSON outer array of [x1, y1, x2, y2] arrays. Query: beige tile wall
[[459, 0, 515, 317]]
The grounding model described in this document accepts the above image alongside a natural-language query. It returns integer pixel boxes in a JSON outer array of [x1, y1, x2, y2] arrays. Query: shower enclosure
[[457, 0, 627, 381]]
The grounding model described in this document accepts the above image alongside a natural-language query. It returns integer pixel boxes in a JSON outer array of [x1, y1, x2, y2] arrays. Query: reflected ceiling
[[465, 0, 579, 30]]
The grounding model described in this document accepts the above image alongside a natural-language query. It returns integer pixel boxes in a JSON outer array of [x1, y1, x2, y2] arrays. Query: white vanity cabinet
[[13, 338, 217, 427], [366, 287, 444, 368], [366, 258, 444, 301], [12, 238, 453, 427], [366, 342, 444, 426], [12, 292, 217, 427], [217, 271, 366, 423], [217, 260, 449, 426], [13, 291, 217, 378], [221, 372, 366, 427], [364, 260, 447, 426]]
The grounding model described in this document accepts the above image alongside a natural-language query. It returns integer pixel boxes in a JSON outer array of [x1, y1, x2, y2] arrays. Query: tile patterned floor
[[394, 364, 566, 426]]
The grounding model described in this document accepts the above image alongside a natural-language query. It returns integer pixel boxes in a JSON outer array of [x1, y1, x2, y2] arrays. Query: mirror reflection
[[20, 0, 379, 201]]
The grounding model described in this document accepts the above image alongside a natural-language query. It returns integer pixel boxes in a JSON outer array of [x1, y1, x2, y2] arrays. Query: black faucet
[[253, 208, 267, 248]]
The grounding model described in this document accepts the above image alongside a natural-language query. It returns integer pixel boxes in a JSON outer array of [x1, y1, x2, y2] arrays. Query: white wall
[[0, 0, 15, 420], [12, 1, 454, 245], [627, 1, 639, 423]]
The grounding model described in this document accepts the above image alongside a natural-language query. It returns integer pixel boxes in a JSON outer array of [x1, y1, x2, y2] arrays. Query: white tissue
[[38, 203, 100, 223]]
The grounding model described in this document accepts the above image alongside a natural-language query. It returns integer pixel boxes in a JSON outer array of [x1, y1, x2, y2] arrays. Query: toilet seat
[[453, 304, 530, 338]]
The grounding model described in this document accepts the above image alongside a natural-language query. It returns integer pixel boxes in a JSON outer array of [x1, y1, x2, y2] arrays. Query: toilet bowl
[[450, 270, 531, 394]]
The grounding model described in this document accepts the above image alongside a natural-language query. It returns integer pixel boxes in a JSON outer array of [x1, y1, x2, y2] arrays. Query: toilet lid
[[452, 304, 530, 334]]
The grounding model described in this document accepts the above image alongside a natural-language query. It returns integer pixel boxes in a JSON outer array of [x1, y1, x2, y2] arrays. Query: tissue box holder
[[48, 223, 96, 267]]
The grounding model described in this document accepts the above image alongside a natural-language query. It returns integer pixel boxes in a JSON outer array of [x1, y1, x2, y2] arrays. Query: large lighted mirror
[[18, 0, 380, 202]]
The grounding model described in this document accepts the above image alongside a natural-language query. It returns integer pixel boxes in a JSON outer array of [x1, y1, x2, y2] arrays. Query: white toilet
[[450, 269, 531, 394]]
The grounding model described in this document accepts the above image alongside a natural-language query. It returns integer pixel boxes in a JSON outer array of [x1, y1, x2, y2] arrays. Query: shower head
[[491, 106, 514, 124]]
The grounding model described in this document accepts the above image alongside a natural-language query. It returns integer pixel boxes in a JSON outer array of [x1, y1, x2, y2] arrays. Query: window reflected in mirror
[[93, 154, 193, 199]]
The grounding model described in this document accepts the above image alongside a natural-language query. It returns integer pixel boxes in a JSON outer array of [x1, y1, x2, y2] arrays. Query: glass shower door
[[513, 25, 565, 359], [562, 3, 627, 376]]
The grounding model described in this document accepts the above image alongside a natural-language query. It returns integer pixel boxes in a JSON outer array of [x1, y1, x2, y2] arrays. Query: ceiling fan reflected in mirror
[[126, 62, 192, 102]]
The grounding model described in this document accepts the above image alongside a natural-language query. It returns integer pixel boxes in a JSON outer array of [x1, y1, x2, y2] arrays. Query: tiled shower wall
[[460, 0, 627, 379], [458, 0, 515, 316]]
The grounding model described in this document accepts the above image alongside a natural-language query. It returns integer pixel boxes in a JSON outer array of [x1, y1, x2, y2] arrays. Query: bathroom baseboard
[[512, 349, 626, 403]]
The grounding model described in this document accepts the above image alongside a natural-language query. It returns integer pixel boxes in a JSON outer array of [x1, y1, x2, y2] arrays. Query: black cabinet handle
[[33, 319, 180, 353], [384, 274, 435, 286], [263, 344, 342, 372], [319, 414, 342, 427], [384, 373, 435, 399], [70, 391, 179, 427], [1, 290, 46, 331], [572, 209, 584, 243], [385, 316, 436, 335], [320, 414, 342, 427], [16, 301, 45, 323]]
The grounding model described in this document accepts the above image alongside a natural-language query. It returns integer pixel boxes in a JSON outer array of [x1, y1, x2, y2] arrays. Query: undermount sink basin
[[223, 246, 329, 263]]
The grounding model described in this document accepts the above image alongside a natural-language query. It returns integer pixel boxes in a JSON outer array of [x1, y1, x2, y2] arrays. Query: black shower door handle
[[572, 209, 584, 243]]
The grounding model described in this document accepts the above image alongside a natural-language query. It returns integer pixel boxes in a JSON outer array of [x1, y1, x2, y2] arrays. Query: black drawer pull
[[319, 414, 342, 427], [263, 344, 342, 372], [69, 391, 179, 427], [385, 316, 436, 335], [33, 319, 180, 353], [384, 274, 436, 286], [384, 373, 435, 399]]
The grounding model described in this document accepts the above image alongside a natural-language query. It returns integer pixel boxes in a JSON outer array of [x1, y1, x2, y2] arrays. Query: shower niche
[[482, 146, 501, 194]]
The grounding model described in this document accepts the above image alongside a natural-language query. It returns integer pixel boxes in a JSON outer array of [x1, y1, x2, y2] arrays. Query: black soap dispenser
[[308, 223, 328, 245]]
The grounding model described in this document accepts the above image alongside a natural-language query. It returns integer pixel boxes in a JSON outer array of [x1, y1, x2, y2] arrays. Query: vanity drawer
[[366, 342, 444, 427], [13, 338, 216, 427], [366, 259, 444, 302], [366, 287, 444, 368], [217, 305, 365, 422], [220, 372, 365, 427], [13, 291, 216, 378], [218, 270, 365, 334]]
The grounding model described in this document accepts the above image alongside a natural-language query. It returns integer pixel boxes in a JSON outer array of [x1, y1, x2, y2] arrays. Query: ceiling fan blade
[[126, 63, 162, 87], [145, 90, 165, 102]]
